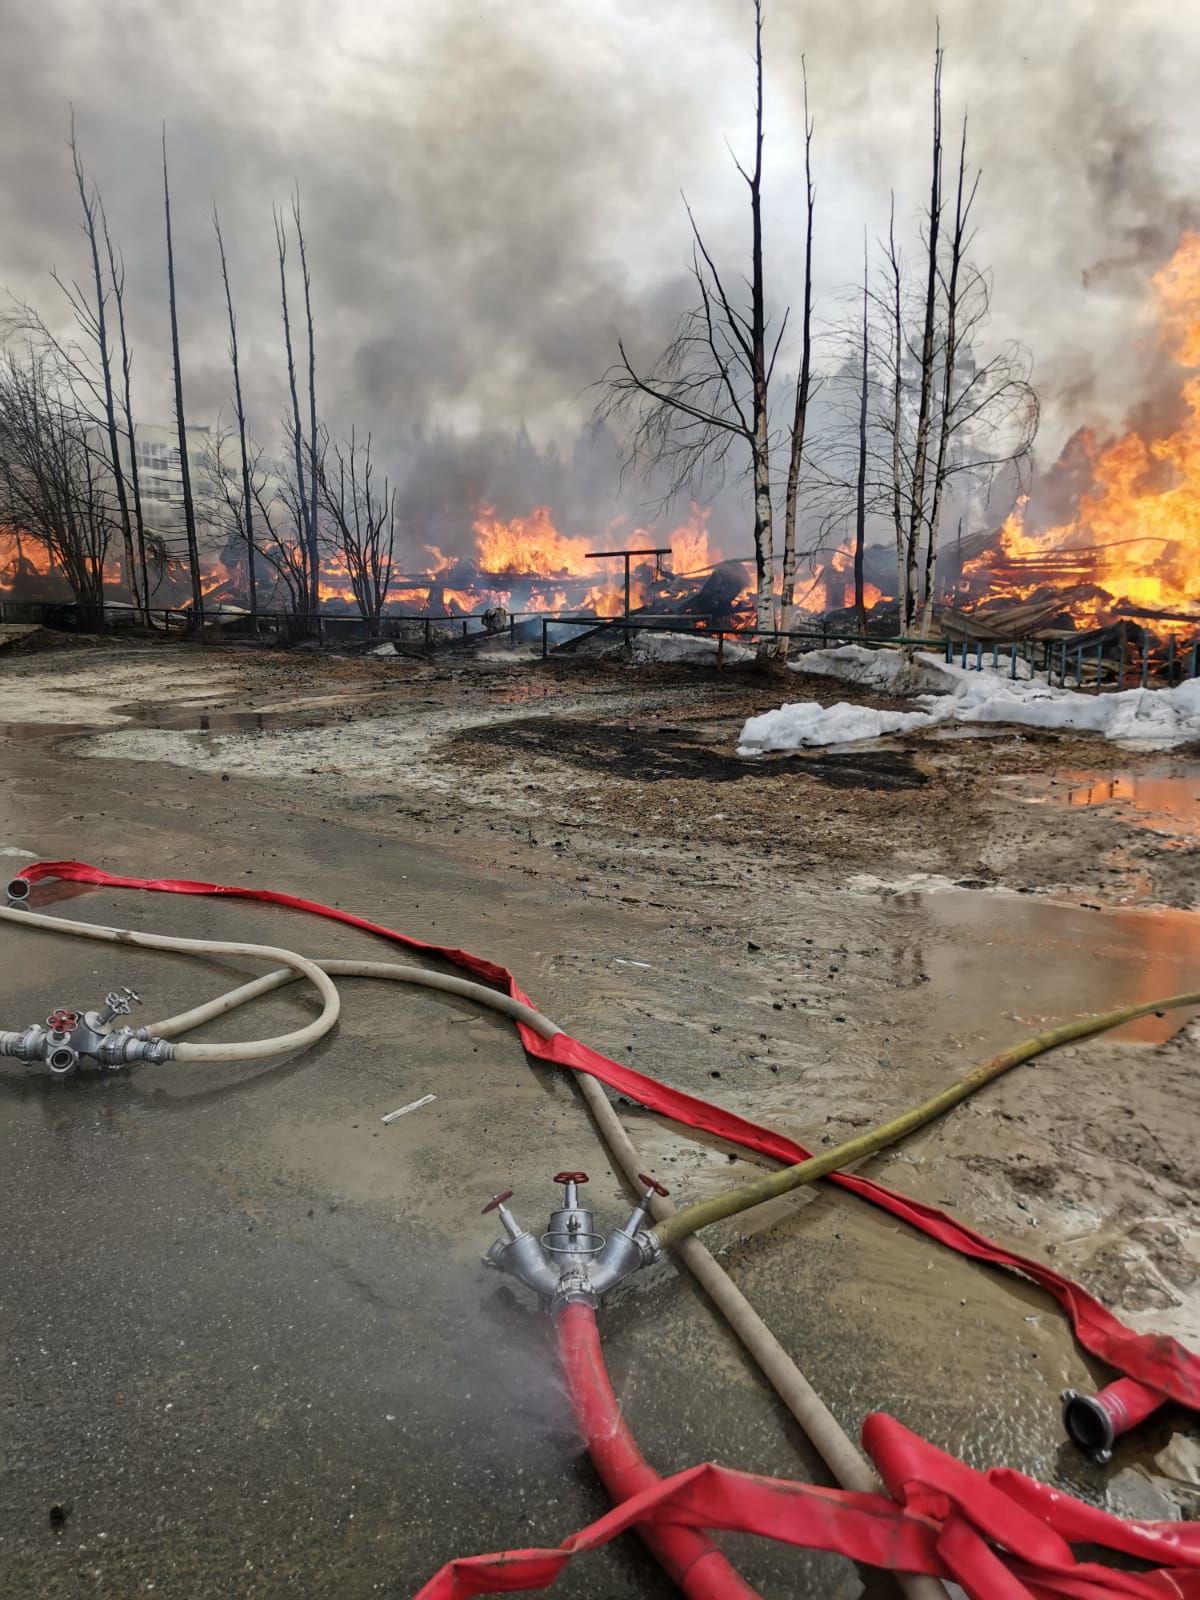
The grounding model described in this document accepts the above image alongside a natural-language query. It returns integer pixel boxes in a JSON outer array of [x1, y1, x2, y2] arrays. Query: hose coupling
[[482, 1170, 665, 1311], [6, 876, 31, 908], [1061, 1378, 1166, 1465], [0, 989, 174, 1075]]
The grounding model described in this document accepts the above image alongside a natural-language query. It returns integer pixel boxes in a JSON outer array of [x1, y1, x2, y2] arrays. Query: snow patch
[[741, 647, 1200, 752], [740, 700, 931, 752], [794, 643, 964, 696]]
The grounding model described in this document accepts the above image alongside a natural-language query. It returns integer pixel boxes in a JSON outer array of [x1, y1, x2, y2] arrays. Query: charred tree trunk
[[904, 38, 944, 632], [162, 130, 204, 631], [923, 114, 976, 609], [214, 207, 257, 628], [885, 200, 907, 622], [778, 65, 815, 657], [293, 195, 321, 619], [69, 118, 141, 619], [101, 210, 151, 618], [747, 1, 775, 655], [854, 238, 870, 638], [275, 209, 313, 629]]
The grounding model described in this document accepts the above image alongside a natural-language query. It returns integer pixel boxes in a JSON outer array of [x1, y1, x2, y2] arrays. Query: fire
[[803, 543, 885, 614], [663, 505, 719, 574], [968, 230, 1200, 625], [0, 528, 56, 586], [0, 496, 736, 623], [473, 505, 593, 577], [199, 559, 237, 600]]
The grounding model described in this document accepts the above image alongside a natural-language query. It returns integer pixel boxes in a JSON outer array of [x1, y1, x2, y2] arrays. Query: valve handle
[[638, 1172, 670, 1197], [481, 1189, 513, 1215], [553, 1171, 589, 1186]]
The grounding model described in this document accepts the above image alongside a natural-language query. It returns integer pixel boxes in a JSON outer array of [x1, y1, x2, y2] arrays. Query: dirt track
[[1, 637, 1198, 1597]]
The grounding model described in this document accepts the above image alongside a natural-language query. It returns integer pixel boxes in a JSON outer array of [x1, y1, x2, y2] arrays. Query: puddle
[[126, 706, 284, 734], [1026, 766, 1200, 847], [0, 721, 97, 741], [914, 888, 1200, 1043], [1060, 768, 1200, 844]]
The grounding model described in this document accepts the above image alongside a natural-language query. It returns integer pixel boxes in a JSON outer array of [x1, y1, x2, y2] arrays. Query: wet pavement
[[1, 646, 1197, 1597]]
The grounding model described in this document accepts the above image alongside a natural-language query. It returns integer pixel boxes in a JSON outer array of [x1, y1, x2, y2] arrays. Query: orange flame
[[804, 543, 885, 614], [968, 230, 1200, 625]]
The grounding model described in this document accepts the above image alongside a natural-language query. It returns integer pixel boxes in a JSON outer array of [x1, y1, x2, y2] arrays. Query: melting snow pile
[[738, 645, 1200, 753]]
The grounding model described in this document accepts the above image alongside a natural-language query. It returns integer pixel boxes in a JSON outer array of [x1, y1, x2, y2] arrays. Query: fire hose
[[3, 861, 1199, 1598]]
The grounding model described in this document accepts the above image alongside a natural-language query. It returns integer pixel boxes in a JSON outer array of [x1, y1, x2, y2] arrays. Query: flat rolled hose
[[0, 902, 340, 1061], [557, 1301, 761, 1600], [653, 988, 1200, 1249]]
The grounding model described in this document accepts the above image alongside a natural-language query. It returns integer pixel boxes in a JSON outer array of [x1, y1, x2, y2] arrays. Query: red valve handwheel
[[481, 1189, 514, 1214], [553, 1171, 589, 1186], [638, 1172, 670, 1197]]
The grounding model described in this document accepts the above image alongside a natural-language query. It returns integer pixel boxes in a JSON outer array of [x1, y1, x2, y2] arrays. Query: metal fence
[[944, 627, 1199, 690], [3, 593, 1194, 690]]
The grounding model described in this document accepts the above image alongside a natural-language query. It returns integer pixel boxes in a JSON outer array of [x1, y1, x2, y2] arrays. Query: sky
[[1, 0, 1196, 553]]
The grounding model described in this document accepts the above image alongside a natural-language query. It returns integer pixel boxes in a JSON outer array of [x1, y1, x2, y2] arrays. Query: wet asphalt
[[0, 691, 1169, 1598], [0, 740, 892, 1600]]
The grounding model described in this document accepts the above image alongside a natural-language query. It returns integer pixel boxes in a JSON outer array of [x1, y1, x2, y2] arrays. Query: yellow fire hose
[[653, 989, 1200, 1250]]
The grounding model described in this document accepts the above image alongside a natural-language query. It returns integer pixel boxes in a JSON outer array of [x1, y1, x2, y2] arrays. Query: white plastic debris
[[381, 1094, 436, 1124]]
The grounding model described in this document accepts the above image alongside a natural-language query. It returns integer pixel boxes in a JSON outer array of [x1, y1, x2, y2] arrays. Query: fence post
[[944, 636, 952, 664], [542, 617, 549, 661], [424, 617, 431, 654], [975, 639, 983, 672], [1141, 626, 1151, 689], [1118, 630, 1127, 690], [1059, 641, 1068, 685], [510, 614, 516, 649], [1167, 634, 1176, 684], [1075, 643, 1084, 687], [1191, 641, 1199, 680], [991, 641, 999, 670], [1096, 640, 1104, 693]]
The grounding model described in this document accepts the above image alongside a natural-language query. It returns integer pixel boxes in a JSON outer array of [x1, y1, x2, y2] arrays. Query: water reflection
[[1062, 767, 1200, 848]]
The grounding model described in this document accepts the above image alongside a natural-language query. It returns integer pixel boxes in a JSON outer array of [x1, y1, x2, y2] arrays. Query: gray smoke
[[1, 0, 1196, 557]]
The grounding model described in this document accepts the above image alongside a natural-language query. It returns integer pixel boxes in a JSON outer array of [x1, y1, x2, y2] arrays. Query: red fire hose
[[556, 1301, 759, 1599], [11, 862, 1200, 1598], [16, 858, 1199, 1417], [414, 1409, 1200, 1599]]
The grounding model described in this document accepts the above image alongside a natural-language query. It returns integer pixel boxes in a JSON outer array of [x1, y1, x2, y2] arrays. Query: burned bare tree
[[58, 117, 142, 619], [0, 348, 117, 624], [853, 239, 870, 636], [877, 46, 1038, 632], [213, 205, 258, 628], [599, 0, 788, 656], [162, 129, 204, 628], [317, 429, 397, 631], [207, 424, 309, 618], [778, 62, 816, 652], [8, 118, 148, 617], [293, 193, 321, 617], [99, 210, 155, 615], [273, 206, 317, 623]]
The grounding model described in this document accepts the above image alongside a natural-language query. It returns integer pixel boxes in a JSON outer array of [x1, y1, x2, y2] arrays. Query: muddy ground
[[1, 636, 1198, 1598]]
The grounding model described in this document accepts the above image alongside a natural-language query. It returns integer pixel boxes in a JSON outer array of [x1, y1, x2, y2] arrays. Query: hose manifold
[[0, 991, 175, 1076], [482, 1171, 664, 1311]]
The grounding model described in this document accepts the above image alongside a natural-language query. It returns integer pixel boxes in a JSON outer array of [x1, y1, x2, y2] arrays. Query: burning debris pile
[[951, 231, 1200, 635], [6, 235, 1200, 646]]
